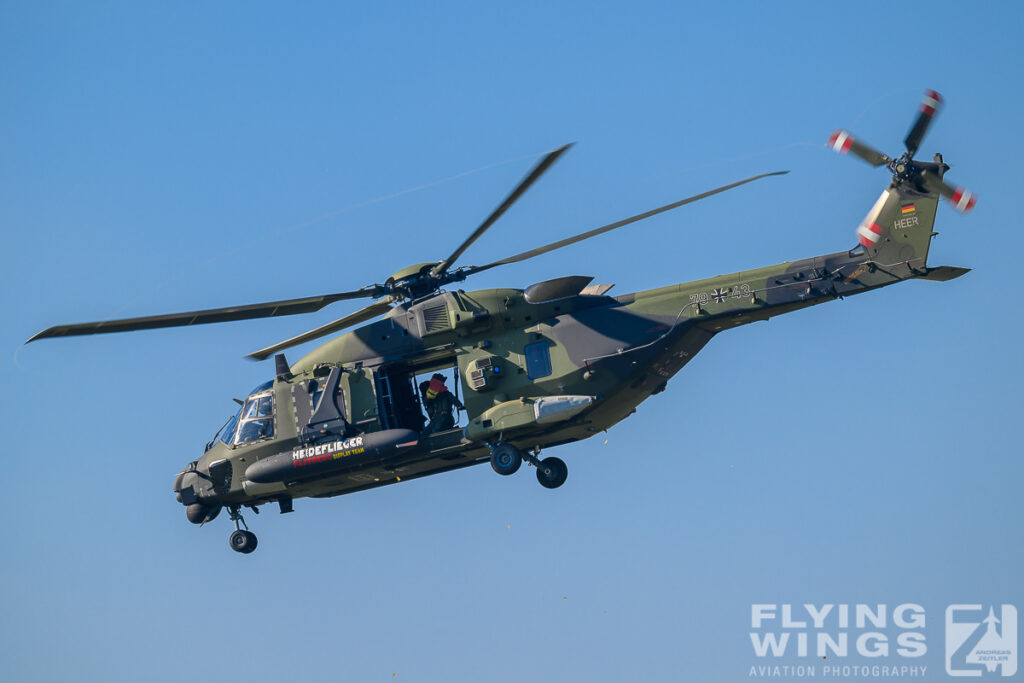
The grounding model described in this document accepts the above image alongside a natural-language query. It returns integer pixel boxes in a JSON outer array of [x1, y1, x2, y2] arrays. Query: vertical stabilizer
[[855, 186, 940, 271]]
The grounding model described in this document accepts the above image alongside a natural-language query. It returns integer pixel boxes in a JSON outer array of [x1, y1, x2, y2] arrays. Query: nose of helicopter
[[173, 465, 221, 524], [173, 466, 194, 503]]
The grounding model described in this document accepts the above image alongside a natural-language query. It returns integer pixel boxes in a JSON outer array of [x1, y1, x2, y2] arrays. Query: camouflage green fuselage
[[184, 189, 962, 509]]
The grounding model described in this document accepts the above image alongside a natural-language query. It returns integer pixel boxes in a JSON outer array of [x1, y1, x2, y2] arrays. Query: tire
[[230, 529, 258, 554], [242, 530, 258, 554], [490, 444, 522, 476], [536, 456, 568, 489]]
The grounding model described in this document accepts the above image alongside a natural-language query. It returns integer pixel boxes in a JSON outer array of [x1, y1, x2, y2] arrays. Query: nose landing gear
[[489, 443, 523, 475], [228, 506, 258, 554]]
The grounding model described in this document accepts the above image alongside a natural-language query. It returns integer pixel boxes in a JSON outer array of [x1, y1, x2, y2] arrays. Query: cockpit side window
[[235, 391, 275, 445], [236, 419, 273, 443], [243, 399, 259, 419], [219, 410, 240, 446], [256, 396, 272, 416], [241, 396, 273, 419]]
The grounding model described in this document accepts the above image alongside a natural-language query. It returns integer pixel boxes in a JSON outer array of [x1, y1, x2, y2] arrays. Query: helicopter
[[28, 89, 975, 554]]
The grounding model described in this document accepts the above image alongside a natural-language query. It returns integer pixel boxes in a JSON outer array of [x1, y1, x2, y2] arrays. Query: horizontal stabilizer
[[918, 266, 971, 282]]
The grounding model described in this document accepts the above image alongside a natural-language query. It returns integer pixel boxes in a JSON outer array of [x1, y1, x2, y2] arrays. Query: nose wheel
[[228, 506, 258, 554], [489, 443, 523, 475], [230, 529, 258, 553]]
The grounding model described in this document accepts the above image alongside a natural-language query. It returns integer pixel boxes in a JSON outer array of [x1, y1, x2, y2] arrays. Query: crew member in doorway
[[419, 380, 434, 419], [423, 373, 464, 434]]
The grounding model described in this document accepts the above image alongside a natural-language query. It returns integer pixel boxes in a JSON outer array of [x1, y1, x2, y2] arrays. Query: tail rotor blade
[[827, 130, 890, 167], [949, 187, 978, 214], [904, 89, 943, 157], [920, 169, 977, 214]]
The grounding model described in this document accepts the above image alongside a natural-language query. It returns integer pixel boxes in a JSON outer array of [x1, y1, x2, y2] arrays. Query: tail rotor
[[827, 89, 976, 215]]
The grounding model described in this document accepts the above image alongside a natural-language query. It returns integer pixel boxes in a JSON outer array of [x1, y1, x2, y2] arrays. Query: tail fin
[[827, 88, 975, 275], [855, 185, 940, 272]]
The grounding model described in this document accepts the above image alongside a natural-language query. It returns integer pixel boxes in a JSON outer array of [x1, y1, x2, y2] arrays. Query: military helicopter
[[29, 90, 974, 554]]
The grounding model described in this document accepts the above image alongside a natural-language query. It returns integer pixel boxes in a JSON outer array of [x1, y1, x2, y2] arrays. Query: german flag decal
[[901, 204, 916, 215]]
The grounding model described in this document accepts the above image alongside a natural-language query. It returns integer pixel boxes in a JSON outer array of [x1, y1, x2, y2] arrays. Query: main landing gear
[[535, 455, 568, 489], [228, 506, 258, 554], [488, 443, 568, 489]]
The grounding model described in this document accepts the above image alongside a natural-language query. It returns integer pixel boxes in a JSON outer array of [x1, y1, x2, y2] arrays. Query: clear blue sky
[[2, 2, 1021, 681]]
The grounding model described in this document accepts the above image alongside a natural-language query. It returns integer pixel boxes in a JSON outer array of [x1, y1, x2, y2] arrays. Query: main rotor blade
[[246, 299, 395, 361], [904, 89, 943, 157], [461, 171, 788, 276], [27, 288, 378, 343], [827, 130, 890, 167], [430, 143, 573, 277]]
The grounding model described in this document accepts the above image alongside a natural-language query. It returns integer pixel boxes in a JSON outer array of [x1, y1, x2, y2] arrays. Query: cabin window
[[236, 390, 275, 445], [524, 341, 552, 379]]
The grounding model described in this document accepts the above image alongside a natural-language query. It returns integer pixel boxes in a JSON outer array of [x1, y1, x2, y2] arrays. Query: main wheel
[[490, 444, 522, 476], [230, 529, 258, 554], [536, 456, 568, 489]]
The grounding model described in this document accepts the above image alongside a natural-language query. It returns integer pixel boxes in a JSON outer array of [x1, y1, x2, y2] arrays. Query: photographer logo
[[945, 604, 1017, 677]]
